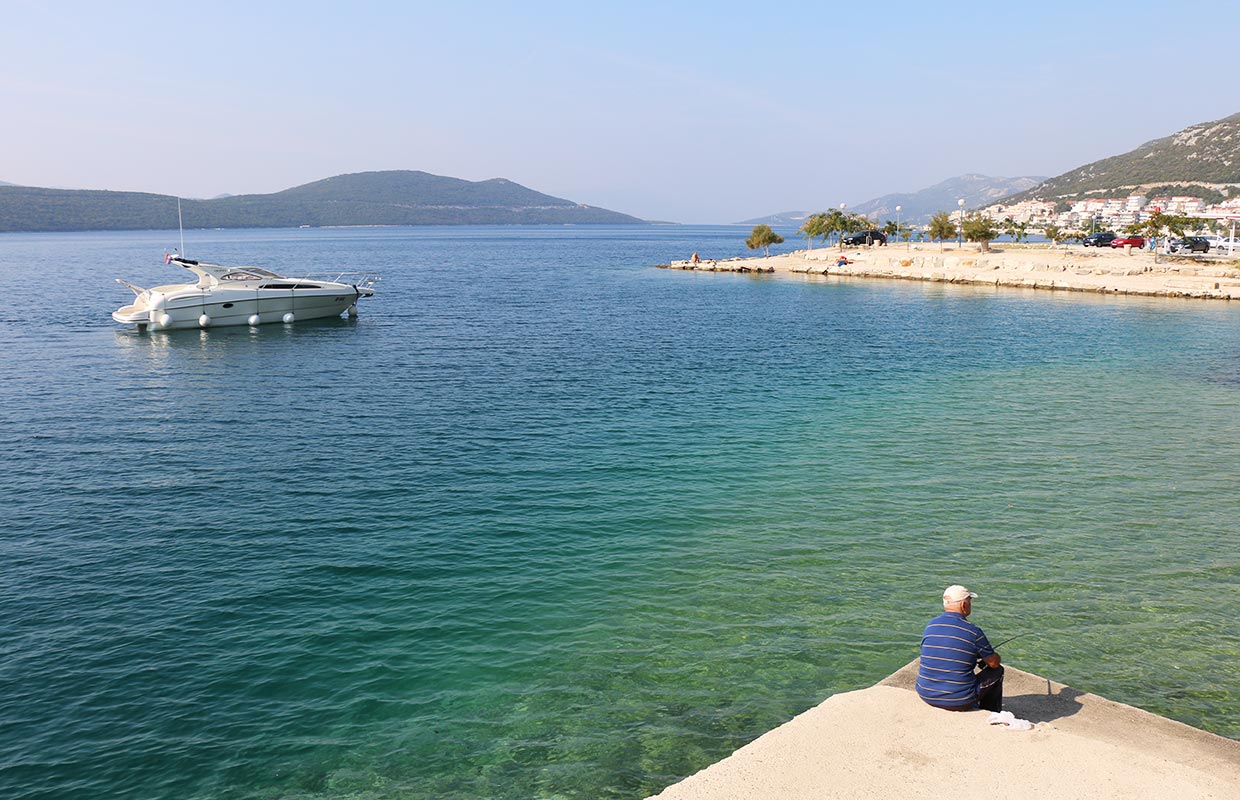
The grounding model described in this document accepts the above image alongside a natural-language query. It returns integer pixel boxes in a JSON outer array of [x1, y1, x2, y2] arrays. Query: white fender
[[247, 314, 261, 326], [198, 314, 211, 328], [282, 312, 295, 324]]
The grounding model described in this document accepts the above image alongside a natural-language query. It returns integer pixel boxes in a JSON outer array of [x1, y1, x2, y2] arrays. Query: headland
[[661, 243, 1240, 301]]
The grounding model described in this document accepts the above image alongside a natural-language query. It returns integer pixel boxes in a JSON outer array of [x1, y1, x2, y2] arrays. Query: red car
[[1110, 235, 1146, 248]]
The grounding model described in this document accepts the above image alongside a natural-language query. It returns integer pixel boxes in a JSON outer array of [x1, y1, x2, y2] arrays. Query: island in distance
[[0, 170, 645, 232]]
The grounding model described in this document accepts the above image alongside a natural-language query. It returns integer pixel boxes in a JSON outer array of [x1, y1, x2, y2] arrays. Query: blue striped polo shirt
[[916, 611, 995, 707]]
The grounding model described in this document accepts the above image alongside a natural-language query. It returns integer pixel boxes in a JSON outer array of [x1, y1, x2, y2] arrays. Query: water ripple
[[1, 226, 1238, 799]]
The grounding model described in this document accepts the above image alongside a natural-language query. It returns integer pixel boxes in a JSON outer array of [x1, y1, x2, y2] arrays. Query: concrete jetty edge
[[646, 661, 1240, 799]]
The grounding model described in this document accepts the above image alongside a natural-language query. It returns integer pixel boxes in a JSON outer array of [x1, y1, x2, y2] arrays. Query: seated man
[[916, 584, 1003, 712]]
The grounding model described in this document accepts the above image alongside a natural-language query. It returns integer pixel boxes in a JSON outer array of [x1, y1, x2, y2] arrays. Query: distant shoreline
[[0, 220, 660, 235], [0, 170, 646, 232]]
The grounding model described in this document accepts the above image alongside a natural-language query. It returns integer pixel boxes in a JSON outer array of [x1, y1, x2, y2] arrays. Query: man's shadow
[[1005, 679, 1085, 723]]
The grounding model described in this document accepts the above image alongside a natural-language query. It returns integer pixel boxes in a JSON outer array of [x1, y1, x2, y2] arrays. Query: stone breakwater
[[658, 245, 1240, 300], [661, 256, 777, 273]]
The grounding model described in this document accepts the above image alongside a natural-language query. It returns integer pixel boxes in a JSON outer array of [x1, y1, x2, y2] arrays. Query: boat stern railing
[[115, 278, 149, 298]]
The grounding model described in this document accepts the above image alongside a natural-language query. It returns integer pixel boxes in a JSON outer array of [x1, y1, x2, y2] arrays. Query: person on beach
[[691, 251, 701, 264], [836, 255, 851, 267], [915, 585, 1004, 712]]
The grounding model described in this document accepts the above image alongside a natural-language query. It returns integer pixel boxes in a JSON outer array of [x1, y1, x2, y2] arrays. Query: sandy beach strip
[[661, 244, 1240, 301], [646, 661, 1240, 800]]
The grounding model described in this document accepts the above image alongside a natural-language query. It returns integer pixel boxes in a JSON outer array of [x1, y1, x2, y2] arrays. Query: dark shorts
[[923, 666, 1005, 712]]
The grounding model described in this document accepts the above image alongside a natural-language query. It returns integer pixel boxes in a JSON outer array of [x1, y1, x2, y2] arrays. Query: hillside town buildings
[[981, 192, 1240, 232]]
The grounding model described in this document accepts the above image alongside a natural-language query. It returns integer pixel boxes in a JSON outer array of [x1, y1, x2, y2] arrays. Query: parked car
[[1205, 235, 1239, 253], [1169, 236, 1210, 254], [1082, 232, 1118, 247], [841, 230, 887, 246], [1110, 235, 1145, 249]]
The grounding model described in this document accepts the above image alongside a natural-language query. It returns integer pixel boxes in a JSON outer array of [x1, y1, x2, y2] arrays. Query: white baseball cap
[[943, 585, 979, 603]]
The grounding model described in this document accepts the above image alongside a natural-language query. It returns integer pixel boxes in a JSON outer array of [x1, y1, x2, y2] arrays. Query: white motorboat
[[113, 256, 378, 331]]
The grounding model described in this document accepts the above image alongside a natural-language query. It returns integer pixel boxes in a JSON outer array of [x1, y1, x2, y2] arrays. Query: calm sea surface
[[1, 226, 1238, 799]]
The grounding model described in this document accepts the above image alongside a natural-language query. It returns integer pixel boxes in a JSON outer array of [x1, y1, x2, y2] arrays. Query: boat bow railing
[[287, 272, 380, 290]]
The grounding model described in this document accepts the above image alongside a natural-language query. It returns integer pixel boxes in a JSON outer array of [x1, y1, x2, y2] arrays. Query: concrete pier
[[647, 662, 1240, 799]]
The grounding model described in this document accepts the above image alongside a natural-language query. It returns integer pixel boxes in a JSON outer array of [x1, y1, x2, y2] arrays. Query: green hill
[[1005, 112, 1240, 203], [0, 170, 644, 232], [270, 171, 575, 207]]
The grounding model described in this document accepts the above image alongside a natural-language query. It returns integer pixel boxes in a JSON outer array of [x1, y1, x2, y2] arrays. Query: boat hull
[[114, 287, 370, 330]]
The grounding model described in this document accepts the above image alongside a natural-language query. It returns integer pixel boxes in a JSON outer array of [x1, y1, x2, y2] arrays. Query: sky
[[2, 1, 1237, 223]]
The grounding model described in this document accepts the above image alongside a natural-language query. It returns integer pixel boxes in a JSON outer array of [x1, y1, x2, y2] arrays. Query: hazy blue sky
[[3, 1, 1236, 222]]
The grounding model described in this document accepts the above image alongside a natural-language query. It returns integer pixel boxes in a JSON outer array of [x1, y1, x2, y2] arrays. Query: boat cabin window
[[259, 283, 322, 290]]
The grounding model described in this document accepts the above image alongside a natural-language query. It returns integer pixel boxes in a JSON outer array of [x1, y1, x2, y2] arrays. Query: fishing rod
[[992, 632, 1033, 650]]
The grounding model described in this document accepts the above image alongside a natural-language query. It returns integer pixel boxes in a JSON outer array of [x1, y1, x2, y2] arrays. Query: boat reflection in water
[[113, 256, 378, 331]]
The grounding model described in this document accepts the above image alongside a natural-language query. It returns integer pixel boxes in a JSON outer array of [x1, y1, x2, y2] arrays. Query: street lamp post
[[896, 205, 902, 248], [957, 198, 966, 249], [839, 202, 847, 249]]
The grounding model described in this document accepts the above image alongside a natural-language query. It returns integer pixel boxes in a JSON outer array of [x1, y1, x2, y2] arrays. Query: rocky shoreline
[[658, 243, 1240, 301]]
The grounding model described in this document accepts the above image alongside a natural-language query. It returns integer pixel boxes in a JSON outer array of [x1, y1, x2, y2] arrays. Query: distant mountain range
[[850, 174, 1045, 223], [0, 170, 644, 232], [1003, 112, 1240, 205], [736, 209, 814, 227], [741, 112, 1240, 225], [739, 174, 1044, 227]]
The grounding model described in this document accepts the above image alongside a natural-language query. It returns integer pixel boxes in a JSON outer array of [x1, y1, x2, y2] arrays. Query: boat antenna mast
[[177, 197, 186, 258]]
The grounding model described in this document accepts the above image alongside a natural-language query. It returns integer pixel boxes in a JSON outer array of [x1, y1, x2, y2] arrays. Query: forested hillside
[[0, 171, 643, 232]]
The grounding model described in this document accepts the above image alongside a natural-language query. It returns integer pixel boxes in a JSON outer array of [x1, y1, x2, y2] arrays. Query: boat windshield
[[219, 268, 281, 281]]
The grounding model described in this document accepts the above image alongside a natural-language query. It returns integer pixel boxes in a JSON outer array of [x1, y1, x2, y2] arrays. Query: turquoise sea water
[[1, 225, 1238, 799]]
